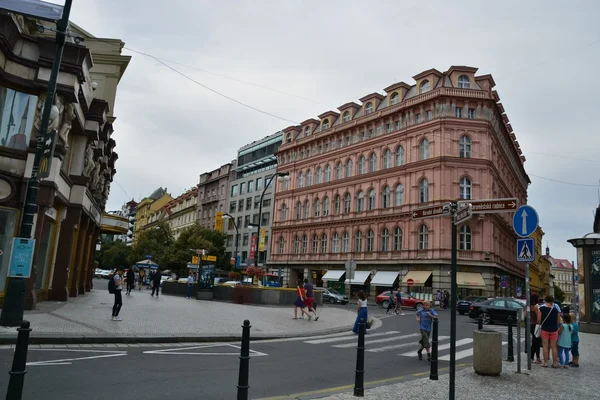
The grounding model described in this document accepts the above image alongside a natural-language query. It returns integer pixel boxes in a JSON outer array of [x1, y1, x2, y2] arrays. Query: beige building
[[197, 162, 235, 230], [133, 187, 172, 241], [545, 247, 575, 303], [146, 187, 198, 239]]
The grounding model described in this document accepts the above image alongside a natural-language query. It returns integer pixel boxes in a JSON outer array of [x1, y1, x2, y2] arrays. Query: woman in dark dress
[[293, 279, 311, 320]]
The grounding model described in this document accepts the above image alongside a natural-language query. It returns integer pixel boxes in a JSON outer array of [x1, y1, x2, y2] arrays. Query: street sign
[[345, 259, 356, 280], [517, 238, 535, 262], [459, 198, 519, 214], [201, 255, 217, 262], [411, 203, 450, 220], [407, 278, 414, 286], [513, 205, 539, 238], [259, 228, 266, 252], [146, 254, 152, 259], [38, 130, 58, 179], [500, 280, 509, 289], [454, 203, 472, 225], [249, 235, 257, 260], [215, 211, 223, 232], [191, 256, 199, 265], [8, 238, 35, 278]]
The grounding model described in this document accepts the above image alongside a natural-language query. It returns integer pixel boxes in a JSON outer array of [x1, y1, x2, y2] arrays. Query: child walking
[[386, 291, 396, 314], [570, 314, 580, 367], [557, 313, 572, 368]]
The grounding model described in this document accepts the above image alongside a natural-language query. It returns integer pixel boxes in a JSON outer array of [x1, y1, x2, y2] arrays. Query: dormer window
[[322, 119, 329, 130], [458, 75, 470, 89], [304, 126, 311, 136], [365, 102, 373, 114], [390, 92, 399, 105], [419, 80, 430, 94], [342, 111, 350, 123], [286, 133, 291, 142]]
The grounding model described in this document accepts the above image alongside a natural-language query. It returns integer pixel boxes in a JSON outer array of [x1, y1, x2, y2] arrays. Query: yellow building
[[530, 226, 551, 297], [132, 188, 172, 242]]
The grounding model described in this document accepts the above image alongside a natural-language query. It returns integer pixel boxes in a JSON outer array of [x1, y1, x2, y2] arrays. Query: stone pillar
[[84, 228, 100, 292], [78, 227, 94, 294], [70, 216, 90, 297], [50, 207, 81, 302]]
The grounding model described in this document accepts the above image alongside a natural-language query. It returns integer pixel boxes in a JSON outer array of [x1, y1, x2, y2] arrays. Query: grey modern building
[[225, 132, 283, 268]]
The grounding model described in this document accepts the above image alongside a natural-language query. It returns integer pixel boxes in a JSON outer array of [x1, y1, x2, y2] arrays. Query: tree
[[95, 239, 131, 269], [163, 223, 228, 274], [553, 284, 566, 303], [129, 222, 173, 267]]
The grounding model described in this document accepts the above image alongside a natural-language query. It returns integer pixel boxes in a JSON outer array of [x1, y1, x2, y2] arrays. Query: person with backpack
[[109, 267, 123, 321], [151, 268, 162, 297], [395, 289, 405, 315]]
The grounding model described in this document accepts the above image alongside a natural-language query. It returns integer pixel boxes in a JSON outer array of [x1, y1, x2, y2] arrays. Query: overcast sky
[[50, 0, 599, 262]]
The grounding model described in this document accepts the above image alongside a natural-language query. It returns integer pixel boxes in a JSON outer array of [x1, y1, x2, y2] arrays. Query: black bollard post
[[478, 315, 483, 330], [6, 320, 32, 400], [353, 318, 366, 397], [507, 315, 514, 362], [430, 317, 439, 380], [237, 320, 251, 400]]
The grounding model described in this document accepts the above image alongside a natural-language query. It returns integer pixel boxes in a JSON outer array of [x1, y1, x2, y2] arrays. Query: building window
[[324, 164, 331, 182], [459, 135, 472, 158], [336, 162, 343, 180], [369, 153, 377, 172], [322, 119, 329, 130], [256, 177, 263, 190], [298, 173, 304, 188], [393, 227, 403, 251], [460, 176, 472, 200], [468, 108, 475, 119], [243, 233, 249, 246], [278, 236, 285, 254], [355, 231, 363, 252], [248, 180, 254, 193], [240, 182, 246, 195], [388, 122, 394, 133], [231, 185, 238, 197], [323, 197, 330, 216], [416, 113, 422, 123], [295, 201, 302, 220], [321, 234, 328, 253], [312, 234, 319, 253], [419, 179, 429, 203], [286, 133, 292, 143], [383, 149, 392, 168], [306, 170, 313, 186], [342, 231, 350, 252], [395, 184, 404, 207], [419, 80, 430, 93], [390, 92, 399, 105], [427, 110, 433, 121], [342, 111, 350, 123], [460, 225, 472, 250], [365, 102, 373, 114], [419, 139, 429, 160], [316, 167, 322, 184], [458, 75, 470, 89], [358, 156, 366, 174], [294, 236, 300, 253], [334, 195, 341, 214], [0, 88, 37, 151], [229, 201, 236, 213], [303, 200, 310, 219], [305, 126, 311, 136], [280, 203, 287, 221], [238, 200, 244, 212], [381, 228, 389, 251], [396, 146, 405, 166], [382, 186, 391, 208], [332, 232, 340, 253], [246, 197, 253, 211], [346, 160, 353, 177], [365, 229, 374, 252], [356, 191, 365, 212], [261, 212, 270, 225], [418, 225, 429, 249], [302, 235, 308, 253], [314, 199, 321, 217], [368, 189, 376, 211], [455, 107, 462, 118], [344, 193, 352, 214]]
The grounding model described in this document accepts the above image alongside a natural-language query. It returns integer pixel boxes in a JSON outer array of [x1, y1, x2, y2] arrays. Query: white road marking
[[143, 343, 268, 357], [333, 333, 421, 349], [304, 331, 399, 344], [398, 338, 474, 357], [366, 336, 450, 353], [27, 352, 127, 366]]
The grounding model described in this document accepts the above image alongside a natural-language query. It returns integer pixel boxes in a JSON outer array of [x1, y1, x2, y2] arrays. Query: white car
[[221, 280, 241, 287]]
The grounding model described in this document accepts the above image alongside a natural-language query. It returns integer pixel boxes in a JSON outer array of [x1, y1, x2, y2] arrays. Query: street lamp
[[221, 213, 239, 268], [253, 172, 289, 269]]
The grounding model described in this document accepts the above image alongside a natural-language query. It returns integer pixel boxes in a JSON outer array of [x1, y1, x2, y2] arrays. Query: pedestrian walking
[[527, 293, 542, 364], [385, 291, 395, 314], [436, 290, 442, 307], [110, 267, 123, 321], [186, 271, 195, 299], [395, 289, 405, 315], [151, 268, 162, 297], [352, 290, 368, 334], [443, 290, 449, 309], [126, 267, 135, 295], [415, 301, 438, 361], [303, 279, 319, 321], [293, 279, 311, 320]]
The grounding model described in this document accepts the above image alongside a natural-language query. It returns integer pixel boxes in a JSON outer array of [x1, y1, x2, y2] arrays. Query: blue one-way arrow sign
[[517, 238, 535, 262], [513, 205, 539, 238]]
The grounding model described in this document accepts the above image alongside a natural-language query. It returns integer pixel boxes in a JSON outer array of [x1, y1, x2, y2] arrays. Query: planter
[[196, 289, 214, 301], [214, 285, 323, 306]]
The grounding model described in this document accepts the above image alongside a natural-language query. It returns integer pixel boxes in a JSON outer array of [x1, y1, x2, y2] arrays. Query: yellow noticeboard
[[191, 256, 199, 265], [201, 255, 217, 262], [259, 228, 266, 251], [215, 211, 223, 231]]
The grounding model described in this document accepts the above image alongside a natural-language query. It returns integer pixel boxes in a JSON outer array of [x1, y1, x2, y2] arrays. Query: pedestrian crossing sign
[[516, 238, 534, 262]]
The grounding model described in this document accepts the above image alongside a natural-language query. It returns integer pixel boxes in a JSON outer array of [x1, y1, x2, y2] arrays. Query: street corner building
[[268, 66, 531, 300], [0, 13, 130, 308]]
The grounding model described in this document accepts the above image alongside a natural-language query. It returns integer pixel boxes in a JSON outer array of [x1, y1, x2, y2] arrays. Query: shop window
[[0, 87, 38, 151]]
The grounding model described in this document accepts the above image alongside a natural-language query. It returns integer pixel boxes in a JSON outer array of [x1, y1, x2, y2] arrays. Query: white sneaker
[[113, 316, 122, 321]]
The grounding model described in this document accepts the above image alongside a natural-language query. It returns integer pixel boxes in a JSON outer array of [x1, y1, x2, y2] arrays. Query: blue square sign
[[516, 238, 535, 262]]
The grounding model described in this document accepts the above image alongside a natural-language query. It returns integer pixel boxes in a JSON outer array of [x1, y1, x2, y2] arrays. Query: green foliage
[[95, 239, 131, 269], [553, 284, 566, 303], [129, 222, 174, 266]]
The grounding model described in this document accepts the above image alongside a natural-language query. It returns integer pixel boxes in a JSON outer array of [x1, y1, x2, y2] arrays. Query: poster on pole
[[590, 249, 600, 323], [8, 237, 35, 278], [258, 228, 266, 251]]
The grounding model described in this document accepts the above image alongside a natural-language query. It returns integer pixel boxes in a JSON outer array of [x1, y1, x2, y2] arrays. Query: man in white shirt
[[186, 272, 195, 299]]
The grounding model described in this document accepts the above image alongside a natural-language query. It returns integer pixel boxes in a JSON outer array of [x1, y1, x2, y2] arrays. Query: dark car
[[457, 296, 489, 315], [468, 297, 525, 325], [316, 287, 348, 304]]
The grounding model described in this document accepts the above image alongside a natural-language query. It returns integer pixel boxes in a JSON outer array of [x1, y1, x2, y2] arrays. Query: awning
[[457, 272, 486, 289], [345, 271, 371, 284], [322, 270, 345, 282], [370, 271, 400, 286], [401, 271, 433, 286]]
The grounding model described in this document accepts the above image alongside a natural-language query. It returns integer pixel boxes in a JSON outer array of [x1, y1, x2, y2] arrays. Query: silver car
[[316, 287, 348, 304]]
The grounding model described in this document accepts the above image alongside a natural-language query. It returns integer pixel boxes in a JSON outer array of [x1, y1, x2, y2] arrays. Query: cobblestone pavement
[[0, 284, 357, 342]]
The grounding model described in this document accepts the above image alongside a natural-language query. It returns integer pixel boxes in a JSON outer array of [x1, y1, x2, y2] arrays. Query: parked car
[[100, 270, 111, 279], [376, 291, 425, 310], [316, 287, 348, 305], [468, 297, 525, 325], [457, 296, 490, 315], [94, 269, 104, 279]]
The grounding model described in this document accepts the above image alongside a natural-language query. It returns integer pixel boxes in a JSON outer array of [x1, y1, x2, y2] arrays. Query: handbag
[[535, 305, 553, 338]]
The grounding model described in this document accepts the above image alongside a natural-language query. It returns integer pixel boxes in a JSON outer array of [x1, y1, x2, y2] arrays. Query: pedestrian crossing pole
[[525, 263, 531, 371], [449, 202, 458, 400]]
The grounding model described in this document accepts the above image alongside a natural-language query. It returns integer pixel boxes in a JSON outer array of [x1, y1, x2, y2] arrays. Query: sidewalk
[[319, 331, 600, 400], [0, 287, 358, 344]]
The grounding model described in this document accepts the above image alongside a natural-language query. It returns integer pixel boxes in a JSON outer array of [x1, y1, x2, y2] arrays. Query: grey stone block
[[473, 329, 503, 376]]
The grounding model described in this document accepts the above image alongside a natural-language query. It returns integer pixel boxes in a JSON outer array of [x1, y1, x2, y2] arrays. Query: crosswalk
[[301, 330, 510, 361]]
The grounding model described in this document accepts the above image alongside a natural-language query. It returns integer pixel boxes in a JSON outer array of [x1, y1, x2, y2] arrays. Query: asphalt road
[[0, 304, 519, 400]]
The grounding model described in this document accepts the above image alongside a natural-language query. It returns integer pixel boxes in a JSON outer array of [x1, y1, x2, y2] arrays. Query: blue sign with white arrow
[[512, 205, 539, 238], [517, 238, 535, 262]]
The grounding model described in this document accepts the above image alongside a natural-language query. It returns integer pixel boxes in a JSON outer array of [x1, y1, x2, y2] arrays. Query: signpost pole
[[449, 202, 458, 400], [525, 262, 531, 371]]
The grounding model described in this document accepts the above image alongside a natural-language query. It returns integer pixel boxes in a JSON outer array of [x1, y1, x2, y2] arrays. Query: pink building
[[269, 66, 530, 299]]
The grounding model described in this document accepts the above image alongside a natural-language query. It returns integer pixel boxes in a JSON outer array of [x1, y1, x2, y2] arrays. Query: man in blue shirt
[[416, 301, 438, 361]]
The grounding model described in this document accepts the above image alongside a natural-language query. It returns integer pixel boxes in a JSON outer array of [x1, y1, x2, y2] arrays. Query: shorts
[[305, 297, 314, 309], [541, 330, 558, 341], [419, 329, 431, 349], [571, 342, 579, 357]]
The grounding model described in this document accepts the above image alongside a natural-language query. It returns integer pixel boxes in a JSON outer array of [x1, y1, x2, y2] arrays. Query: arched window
[[332, 232, 340, 253], [297, 172, 304, 188], [322, 119, 329, 130], [304, 126, 311, 136], [346, 160, 353, 177], [382, 186, 391, 208], [418, 225, 429, 249], [302, 234, 308, 253], [369, 153, 377, 172], [306, 169, 313, 186], [366, 229, 374, 252], [419, 79, 430, 94], [342, 231, 350, 252], [355, 231, 363, 252], [356, 191, 365, 212], [314, 198, 321, 217], [419, 139, 429, 160], [419, 179, 429, 203], [459, 176, 472, 200], [393, 227, 403, 251], [381, 228, 389, 251], [365, 102, 373, 114], [278, 236, 285, 254], [315, 167, 322, 184], [312, 234, 319, 253], [390, 92, 399, 105], [295, 201, 302, 220], [368, 189, 376, 210], [342, 111, 350, 123], [458, 75, 470, 89], [344, 193, 352, 213], [321, 234, 328, 253], [336, 162, 343, 179], [280, 203, 287, 221], [383, 149, 392, 168], [324, 164, 331, 182], [303, 200, 310, 219], [322, 197, 330, 216], [294, 235, 300, 254], [358, 156, 366, 174], [396, 146, 405, 166], [395, 184, 404, 207], [334, 195, 341, 214], [460, 225, 472, 250], [459, 135, 472, 158]]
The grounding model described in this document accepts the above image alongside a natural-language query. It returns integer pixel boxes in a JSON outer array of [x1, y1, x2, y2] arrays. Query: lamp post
[[222, 213, 239, 268]]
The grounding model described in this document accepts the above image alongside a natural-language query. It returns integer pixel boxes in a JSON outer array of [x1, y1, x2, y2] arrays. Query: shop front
[[322, 269, 345, 294], [344, 270, 371, 300], [369, 270, 400, 296], [456, 272, 487, 298], [401, 270, 433, 300]]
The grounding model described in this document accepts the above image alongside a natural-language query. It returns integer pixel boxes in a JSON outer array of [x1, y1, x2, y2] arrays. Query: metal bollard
[[507, 315, 514, 362], [353, 318, 366, 397], [430, 317, 439, 380], [478, 315, 483, 330], [237, 320, 251, 400], [516, 310, 521, 373], [6, 320, 32, 400]]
